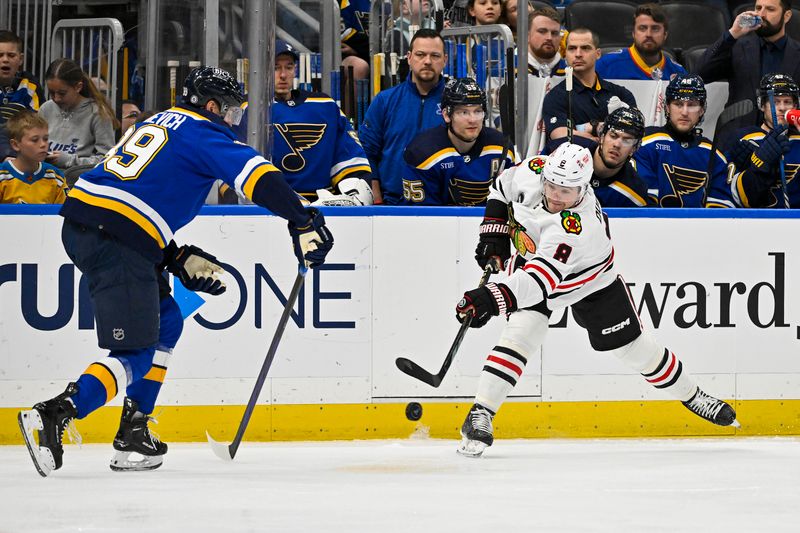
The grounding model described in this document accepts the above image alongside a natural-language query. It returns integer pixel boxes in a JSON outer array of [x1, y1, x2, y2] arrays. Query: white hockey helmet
[[542, 142, 593, 196]]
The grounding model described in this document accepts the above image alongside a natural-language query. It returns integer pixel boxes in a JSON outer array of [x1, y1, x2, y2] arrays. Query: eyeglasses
[[451, 108, 486, 119]]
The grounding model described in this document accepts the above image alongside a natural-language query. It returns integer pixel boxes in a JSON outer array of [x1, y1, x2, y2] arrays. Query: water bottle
[[739, 14, 762, 28]]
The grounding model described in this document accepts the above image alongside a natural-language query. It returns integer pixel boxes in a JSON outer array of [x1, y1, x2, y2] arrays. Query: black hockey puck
[[405, 402, 423, 421]]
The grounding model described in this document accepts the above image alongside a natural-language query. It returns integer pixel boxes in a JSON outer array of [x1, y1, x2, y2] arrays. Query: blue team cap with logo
[[275, 39, 299, 61]]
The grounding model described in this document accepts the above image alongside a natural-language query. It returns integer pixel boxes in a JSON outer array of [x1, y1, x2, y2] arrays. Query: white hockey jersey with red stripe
[[489, 155, 617, 310]]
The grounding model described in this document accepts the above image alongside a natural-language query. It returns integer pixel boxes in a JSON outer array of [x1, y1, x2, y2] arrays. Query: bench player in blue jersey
[[727, 73, 800, 208], [633, 74, 733, 208], [401, 77, 514, 206], [17, 66, 334, 476]]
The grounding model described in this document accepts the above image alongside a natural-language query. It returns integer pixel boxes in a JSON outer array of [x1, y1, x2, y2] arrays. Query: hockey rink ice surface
[[1, 437, 799, 533]]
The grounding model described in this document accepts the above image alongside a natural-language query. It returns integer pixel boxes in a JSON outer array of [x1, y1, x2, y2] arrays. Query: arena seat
[[564, 0, 638, 49]]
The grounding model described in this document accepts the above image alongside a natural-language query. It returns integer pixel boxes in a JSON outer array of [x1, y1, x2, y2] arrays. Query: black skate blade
[[206, 431, 235, 461], [17, 411, 49, 477], [395, 357, 442, 388]]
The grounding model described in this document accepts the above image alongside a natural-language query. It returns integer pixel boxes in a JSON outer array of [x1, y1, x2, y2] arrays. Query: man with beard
[[401, 78, 514, 205], [696, 0, 800, 146], [360, 28, 447, 204], [595, 3, 686, 81], [527, 6, 567, 78], [542, 28, 637, 146], [633, 74, 733, 208]]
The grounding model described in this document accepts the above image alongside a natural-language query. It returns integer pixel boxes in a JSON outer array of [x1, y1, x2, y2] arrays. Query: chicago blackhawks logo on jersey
[[528, 156, 546, 174], [561, 211, 582, 234], [507, 204, 537, 255], [275, 123, 327, 172]]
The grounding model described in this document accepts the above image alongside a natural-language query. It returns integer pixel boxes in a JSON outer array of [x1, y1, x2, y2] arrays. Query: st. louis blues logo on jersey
[[275, 123, 327, 171], [659, 164, 707, 207]]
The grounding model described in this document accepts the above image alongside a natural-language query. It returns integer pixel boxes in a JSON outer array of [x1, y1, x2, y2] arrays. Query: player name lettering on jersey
[[148, 111, 188, 131]]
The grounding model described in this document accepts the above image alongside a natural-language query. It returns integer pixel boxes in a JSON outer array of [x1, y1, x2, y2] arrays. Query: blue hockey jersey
[[1, 70, 43, 110], [401, 124, 513, 205], [595, 46, 686, 81], [633, 126, 733, 207], [61, 105, 309, 261], [235, 90, 372, 200], [728, 127, 800, 208]]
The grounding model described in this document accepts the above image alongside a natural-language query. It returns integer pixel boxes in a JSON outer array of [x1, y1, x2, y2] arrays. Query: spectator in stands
[[552, 106, 652, 207], [401, 77, 514, 205], [0, 30, 44, 111], [118, 99, 142, 138], [341, 0, 372, 81], [527, 6, 567, 77], [469, 0, 502, 26], [596, 3, 686, 81], [500, 0, 531, 38], [234, 40, 373, 206], [385, 0, 437, 56], [695, 0, 800, 146], [0, 101, 27, 160], [360, 28, 447, 204], [728, 73, 800, 208], [633, 74, 732, 207], [39, 58, 117, 171], [0, 111, 66, 204], [542, 28, 637, 146]]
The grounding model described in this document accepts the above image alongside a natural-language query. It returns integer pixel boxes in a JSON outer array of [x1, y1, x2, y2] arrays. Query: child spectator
[[38, 58, 117, 170], [0, 30, 44, 111], [0, 111, 66, 203], [469, 0, 502, 25]]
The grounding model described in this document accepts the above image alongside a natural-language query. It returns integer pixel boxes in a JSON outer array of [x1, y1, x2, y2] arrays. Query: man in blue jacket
[[359, 28, 447, 204]]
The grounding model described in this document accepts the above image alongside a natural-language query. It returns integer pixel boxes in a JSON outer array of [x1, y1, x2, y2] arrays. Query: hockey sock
[[125, 348, 172, 415], [475, 343, 528, 413], [475, 310, 547, 413], [610, 332, 697, 402], [72, 348, 156, 418], [124, 296, 183, 414]]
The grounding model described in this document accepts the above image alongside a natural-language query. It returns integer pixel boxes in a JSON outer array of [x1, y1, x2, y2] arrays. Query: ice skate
[[110, 397, 167, 472], [17, 382, 81, 477], [457, 404, 495, 458], [682, 388, 740, 428]]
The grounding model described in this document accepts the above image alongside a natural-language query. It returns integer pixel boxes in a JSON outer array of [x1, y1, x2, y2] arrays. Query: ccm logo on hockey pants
[[602, 318, 631, 335]]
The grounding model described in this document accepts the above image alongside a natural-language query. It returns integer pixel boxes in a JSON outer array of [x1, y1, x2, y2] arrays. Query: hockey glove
[[726, 139, 756, 171], [475, 218, 510, 273], [288, 207, 334, 268], [751, 125, 789, 174], [456, 282, 518, 328], [163, 242, 227, 295]]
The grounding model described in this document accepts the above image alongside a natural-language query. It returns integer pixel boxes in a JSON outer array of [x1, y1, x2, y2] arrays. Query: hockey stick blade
[[395, 264, 493, 387], [206, 430, 234, 461]]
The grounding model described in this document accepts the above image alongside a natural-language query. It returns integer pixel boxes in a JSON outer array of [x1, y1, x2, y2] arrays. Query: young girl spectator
[[469, 0, 502, 25], [0, 111, 66, 204], [38, 58, 117, 170]]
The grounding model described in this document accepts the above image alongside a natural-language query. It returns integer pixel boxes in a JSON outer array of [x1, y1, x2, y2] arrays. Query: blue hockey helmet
[[441, 77, 487, 114], [601, 106, 645, 143], [665, 74, 707, 108], [182, 66, 244, 112], [757, 72, 800, 108]]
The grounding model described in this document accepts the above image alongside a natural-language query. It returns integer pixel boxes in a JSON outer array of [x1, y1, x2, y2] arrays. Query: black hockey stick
[[395, 263, 494, 387], [206, 266, 307, 461], [768, 89, 791, 208], [704, 99, 754, 205]]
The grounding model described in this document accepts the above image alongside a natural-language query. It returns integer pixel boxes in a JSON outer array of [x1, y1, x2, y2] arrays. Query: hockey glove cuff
[[751, 126, 789, 174], [455, 282, 518, 328], [289, 207, 334, 268], [475, 217, 510, 273], [166, 244, 227, 295]]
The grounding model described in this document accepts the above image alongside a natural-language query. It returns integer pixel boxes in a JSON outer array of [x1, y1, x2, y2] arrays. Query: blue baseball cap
[[275, 39, 299, 61]]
